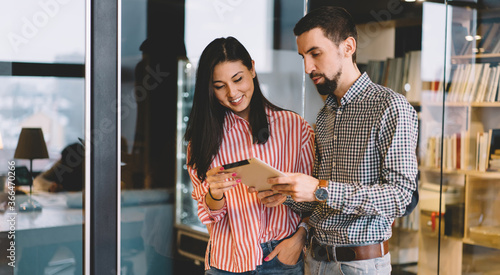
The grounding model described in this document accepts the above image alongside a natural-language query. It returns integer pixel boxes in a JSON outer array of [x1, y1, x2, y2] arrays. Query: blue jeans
[[304, 248, 391, 275], [205, 239, 304, 274]]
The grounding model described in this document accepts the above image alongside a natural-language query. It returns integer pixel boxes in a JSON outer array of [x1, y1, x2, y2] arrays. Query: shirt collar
[[223, 111, 244, 132], [325, 72, 372, 108], [223, 107, 275, 132]]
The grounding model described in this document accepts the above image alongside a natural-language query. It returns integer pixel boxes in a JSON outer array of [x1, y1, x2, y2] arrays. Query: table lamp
[[14, 128, 49, 211]]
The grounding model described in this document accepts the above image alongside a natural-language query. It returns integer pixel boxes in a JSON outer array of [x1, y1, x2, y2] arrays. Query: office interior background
[[1, 0, 500, 274]]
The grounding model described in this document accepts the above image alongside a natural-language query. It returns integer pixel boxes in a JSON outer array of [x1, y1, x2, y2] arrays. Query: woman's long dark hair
[[185, 37, 282, 181]]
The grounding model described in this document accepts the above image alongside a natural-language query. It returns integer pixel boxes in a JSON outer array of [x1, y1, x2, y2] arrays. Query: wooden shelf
[[419, 166, 466, 175], [451, 53, 500, 63], [470, 102, 500, 107], [419, 167, 500, 179], [463, 237, 500, 250], [466, 170, 500, 179], [421, 102, 500, 107]]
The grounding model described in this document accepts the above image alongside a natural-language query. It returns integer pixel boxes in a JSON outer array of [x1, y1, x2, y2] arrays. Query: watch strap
[[318, 179, 328, 188]]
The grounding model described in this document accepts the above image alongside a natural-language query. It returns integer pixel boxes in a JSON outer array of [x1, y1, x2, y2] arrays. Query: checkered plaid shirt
[[285, 72, 418, 245]]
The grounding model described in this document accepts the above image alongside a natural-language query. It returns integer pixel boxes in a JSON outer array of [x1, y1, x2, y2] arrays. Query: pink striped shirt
[[188, 108, 315, 272]]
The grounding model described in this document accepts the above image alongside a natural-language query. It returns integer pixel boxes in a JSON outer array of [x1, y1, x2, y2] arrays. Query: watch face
[[315, 188, 328, 201]]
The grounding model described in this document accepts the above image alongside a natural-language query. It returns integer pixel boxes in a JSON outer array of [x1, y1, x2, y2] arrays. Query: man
[[258, 6, 418, 275]]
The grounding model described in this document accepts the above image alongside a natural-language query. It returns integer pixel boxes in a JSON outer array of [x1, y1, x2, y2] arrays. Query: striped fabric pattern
[[285, 72, 418, 245], [188, 108, 315, 272]]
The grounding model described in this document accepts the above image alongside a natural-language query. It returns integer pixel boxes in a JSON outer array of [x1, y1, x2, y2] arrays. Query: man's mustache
[[309, 72, 325, 79]]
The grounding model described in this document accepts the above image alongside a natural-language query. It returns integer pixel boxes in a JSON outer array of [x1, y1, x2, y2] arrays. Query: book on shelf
[[425, 133, 464, 170], [365, 51, 421, 103], [455, 133, 461, 170], [460, 131, 469, 170], [492, 37, 500, 54], [452, 21, 500, 56], [483, 22, 500, 54], [480, 22, 500, 53], [487, 129, 500, 171], [485, 66, 498, 102], [447, 63, 500, 103], [477, 22, 494, 50], [467, 63, 486, 102], [421, 131, 500, 172], [406, 51, 422, 103], [476, 132, 489, 172], [488, 66, 500, 102], [475, 64, 490, 102]]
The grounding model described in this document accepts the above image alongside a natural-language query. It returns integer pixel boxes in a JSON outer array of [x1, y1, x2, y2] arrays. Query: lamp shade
[[14, 128, 49, 160], [0, 131, 3, 150]]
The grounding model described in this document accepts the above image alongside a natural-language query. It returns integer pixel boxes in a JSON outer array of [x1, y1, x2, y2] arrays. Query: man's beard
[[310, 70, 342, 95]]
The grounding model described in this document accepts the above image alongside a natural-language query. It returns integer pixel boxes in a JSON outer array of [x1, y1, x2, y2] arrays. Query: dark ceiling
[[309, 0, 425, 24], [310, 0, 499, 24]]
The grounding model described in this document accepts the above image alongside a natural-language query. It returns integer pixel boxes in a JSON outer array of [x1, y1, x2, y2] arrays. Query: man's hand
[[268, 173, 319, 202], [264, 226, 307, 264]]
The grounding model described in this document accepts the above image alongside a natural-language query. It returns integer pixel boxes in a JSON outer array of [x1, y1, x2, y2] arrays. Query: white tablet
[[222, 157, 286, 191]]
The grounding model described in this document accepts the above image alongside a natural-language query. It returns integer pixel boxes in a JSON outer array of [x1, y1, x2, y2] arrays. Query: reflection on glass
[[120, 0, 184, 273], [420, 1, 500, 274], [174, 0, 325, 270], [0, 1, 85, 274], [0, 76, 85, 275], [0, 0, 85, 64]]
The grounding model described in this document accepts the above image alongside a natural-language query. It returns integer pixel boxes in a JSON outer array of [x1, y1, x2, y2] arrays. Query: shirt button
[[332, 162, 336, 167], [334, 135, 337, 140], [337, 110, 342, 115]]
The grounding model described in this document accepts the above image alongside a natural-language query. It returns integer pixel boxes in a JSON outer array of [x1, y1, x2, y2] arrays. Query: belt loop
[[380, 241, 385, 256], [331, 244, 337, 262]]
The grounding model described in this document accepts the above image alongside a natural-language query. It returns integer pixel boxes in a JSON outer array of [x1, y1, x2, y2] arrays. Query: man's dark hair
[[294, 6, 358, 63]]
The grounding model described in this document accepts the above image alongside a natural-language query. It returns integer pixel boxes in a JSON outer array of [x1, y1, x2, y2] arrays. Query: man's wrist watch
[[314, 179, 329, 201]]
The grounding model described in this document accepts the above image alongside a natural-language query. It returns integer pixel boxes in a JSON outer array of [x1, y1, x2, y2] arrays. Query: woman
[[185, 37, 314, 274]]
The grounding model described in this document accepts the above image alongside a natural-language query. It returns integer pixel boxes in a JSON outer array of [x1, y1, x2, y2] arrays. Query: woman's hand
[[248, 188, 287, 208], [205, 166, 240, 209], [263, 227, 306, 265]]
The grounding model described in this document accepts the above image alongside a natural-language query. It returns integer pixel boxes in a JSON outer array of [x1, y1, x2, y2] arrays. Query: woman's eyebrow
[[213, 71, 244, 83]]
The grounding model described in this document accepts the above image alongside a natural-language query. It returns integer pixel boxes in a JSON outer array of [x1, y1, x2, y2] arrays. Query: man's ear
[[343, 37, 356, 58]]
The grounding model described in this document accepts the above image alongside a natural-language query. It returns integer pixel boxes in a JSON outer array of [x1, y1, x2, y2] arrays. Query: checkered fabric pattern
[[285, 72, 418, 245]]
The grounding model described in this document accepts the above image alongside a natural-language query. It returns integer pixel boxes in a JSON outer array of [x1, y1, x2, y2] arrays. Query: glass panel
[[445, 1, 500, 274], [419, 2, 459, 274], [0, 0, 85, 63], [0, 1, 85, 273], [420, 1, 500, 274], [177, 0, 321, 236], [121, 0, 324, 273], [120, 0, 179, 274], [174, 0, 325, 270]]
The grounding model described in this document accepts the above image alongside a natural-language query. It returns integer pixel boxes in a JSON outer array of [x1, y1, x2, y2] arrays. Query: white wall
[[356, 21, 396, 64]]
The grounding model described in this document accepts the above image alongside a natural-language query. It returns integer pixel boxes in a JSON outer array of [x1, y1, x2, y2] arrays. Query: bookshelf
[[361, 2, 500, 273], [416, 2, 500, 274]]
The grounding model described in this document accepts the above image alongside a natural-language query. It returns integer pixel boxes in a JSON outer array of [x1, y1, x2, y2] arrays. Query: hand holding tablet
[[222, 157, 285, 191]]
